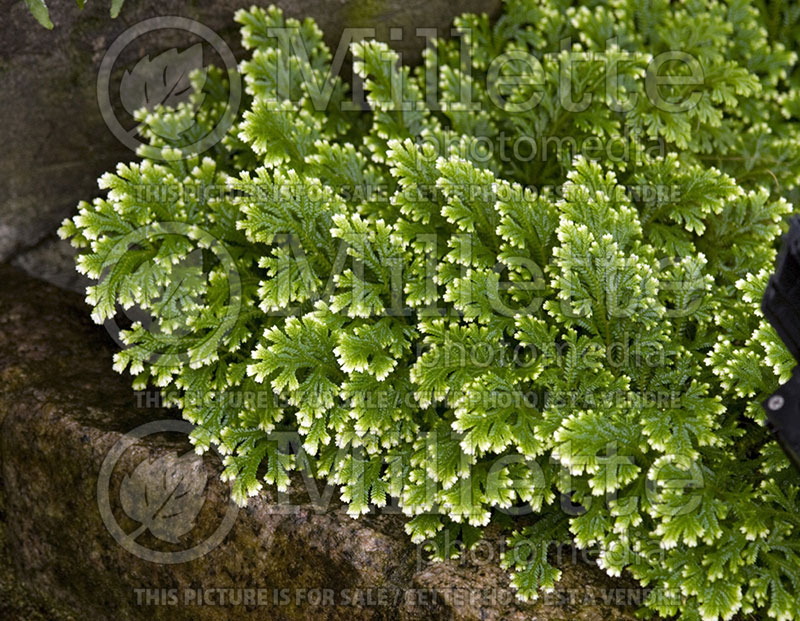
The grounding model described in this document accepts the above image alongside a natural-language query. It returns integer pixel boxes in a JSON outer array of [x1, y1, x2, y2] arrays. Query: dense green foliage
[[62, 1, 800, 618]]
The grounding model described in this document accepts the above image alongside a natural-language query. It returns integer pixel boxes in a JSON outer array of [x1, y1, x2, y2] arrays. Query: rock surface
[[0, 0, 501, 286], [0, 263, 644, 619]]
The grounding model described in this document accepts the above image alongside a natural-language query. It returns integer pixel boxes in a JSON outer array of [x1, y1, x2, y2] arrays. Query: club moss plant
[[61, 1, 800, 618]]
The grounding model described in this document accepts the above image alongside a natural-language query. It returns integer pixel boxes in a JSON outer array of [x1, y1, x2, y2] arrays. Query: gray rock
[[10, 234, 91, 293], [0, 0, 501, 280], [0, 263, 643, 620]]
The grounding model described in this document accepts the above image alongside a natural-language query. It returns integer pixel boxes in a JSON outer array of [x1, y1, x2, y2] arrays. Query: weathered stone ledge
[[0, 264, 640, 620]]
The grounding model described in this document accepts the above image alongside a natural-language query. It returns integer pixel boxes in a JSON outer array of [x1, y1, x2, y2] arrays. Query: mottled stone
[[0, 264, 642, 620]]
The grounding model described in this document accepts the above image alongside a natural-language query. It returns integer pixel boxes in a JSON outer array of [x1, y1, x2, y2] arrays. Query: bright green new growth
[[61, 1, 800, 618]]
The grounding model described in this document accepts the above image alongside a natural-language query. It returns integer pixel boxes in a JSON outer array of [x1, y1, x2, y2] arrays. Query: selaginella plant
[[60, 0, 800, 618]]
